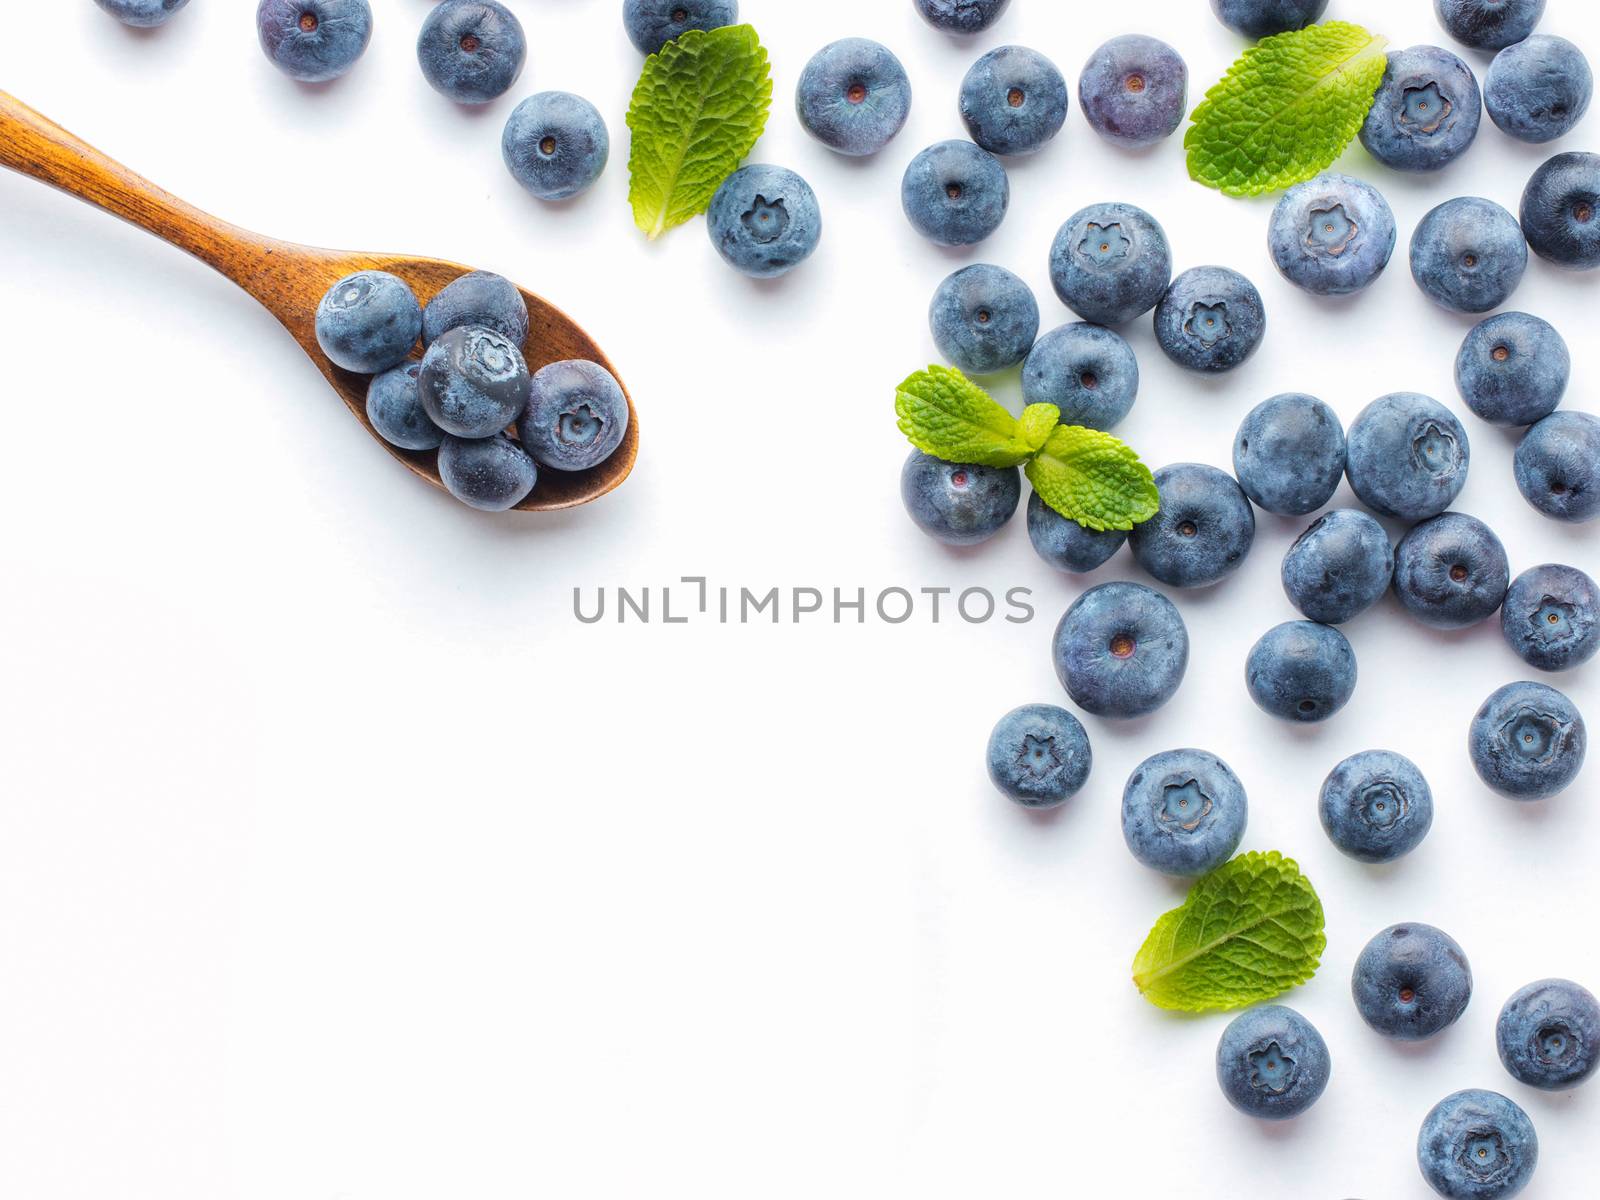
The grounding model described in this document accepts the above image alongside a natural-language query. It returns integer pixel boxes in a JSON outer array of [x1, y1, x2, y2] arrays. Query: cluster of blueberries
[[313, 268, 629, 510]]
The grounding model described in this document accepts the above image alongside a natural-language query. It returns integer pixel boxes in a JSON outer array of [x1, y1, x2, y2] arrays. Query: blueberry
[[418, 326, 530, 439], [1454, 312, 1568, 427], [417, 0, 526, 105], [901, 141, 1009, 247], [1130, 464, 1256, 589], [901, 451, 1020, 546], [315, 271, 422, 375], [1246, 621, 1357, 723], [93, 0, 189, 26], [1026, 492, 1127, 574], [707, 164, 822, 278], [1497, 978, 1600, 1092], [517, 360, 629, 473], [1417, 1090, 1538, 1200], [1053, 581, 1189, 719], [1152, 266, 1266, 374], [502, 93, 609, 202], [1209, 0, 1329, 37], [255, 0, 372, 83], [1435, 0, 1546, 52], [1345, 393, 1470, 522], [960, 46, 1069, 157], [437, 434, 537, 512], [1049, 202, 1173, 326], [1320, 750, 1434, 864], [422, 271, 529, 349], [1359, 46, 1482, 173], [1268, 173, 1398, 297], [1121, 748, 1246, 877], [366, 362, 443, 452], [985, 704, 1092, 809], [912, 0, 1011, 35], [1520, 152, 1600, 270], [1078, 36, 1187, 149], [1233, 394, 1346, 517], [1501, 564, 1600, 672], [930, 265, 1039, 376], [622, 0, 737, 56], [1469, 680, 1587, 800], [1216, 1006, 1330, 1122], [1392, 512, 1510, 631], [1020, 323, 1137, 431], [795, 38, 912, 157], [1282, 510, 1394, 625], [1410, 197, 1527, 314], [1484, 36, 1592, 145], [1354, 923, 1472, 1041], [1515, 411, 1600, 523]]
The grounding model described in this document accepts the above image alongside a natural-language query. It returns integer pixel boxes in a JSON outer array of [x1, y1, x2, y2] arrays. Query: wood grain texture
[[0, 90, 637, 512]]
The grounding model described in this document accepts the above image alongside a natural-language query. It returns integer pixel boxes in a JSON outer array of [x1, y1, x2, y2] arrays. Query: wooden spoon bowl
[[0, 91, 636, 512]]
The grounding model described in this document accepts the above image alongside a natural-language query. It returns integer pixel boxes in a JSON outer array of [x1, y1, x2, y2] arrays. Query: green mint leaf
[[1132, 851, 1328, 1013], [626, 25, 773, 239], [1018, 403, 1061, 453], [1023, 424, 1159, 532], [1186, 22, 1389, 197], [894, 366, 1036, 468]]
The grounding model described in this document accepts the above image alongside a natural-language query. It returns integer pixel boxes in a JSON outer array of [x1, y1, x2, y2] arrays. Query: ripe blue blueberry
[[422, 271, 529, 349], [1130, 463, 1256, 589], [1392, 512, 1510, 631], [437, 433, 537, 511], [795, 38, 912, 157], [1497, 978, 1600, 1092], [502, 93, 610, 202], [1354, 923, 1473, 1041], [417, 0, 526, 105], [1078, 36, 1187, 149], [913, 0, 1011, 35], [1345, 393, 1470, 522], [1469, 680, 1587, 800], [1320, 750, 1434, 864], [1484, 35, 1591, 144], [315, 271, 422, 375], [960, 46, 1069, 157], [418, 325, 531, 439], [1520, 152, 1600, 270], [985, 704, 1092, 809], [255, 0, 372, 83], [1268, 174, 1397, 297], [518, 360, 629, 473], [1359, 46, 1482, 173], [1246, 621, 1357, 723], [1233, 394, 1346, 517], [1021, 323, 1138, 431], [1049, 202, 1172, 327], [1417, 1090, 1538, 1200], [94, 0, 189, 26], [1282, 510, 1394, 625], [622, 0, 737, 56], [1026, 493, 1127, 574], [1454, 312, 1568, 427], [901, 141, 1009, 247], [1216, 1006, 1330, 1121], [1053, 581, 1189, 720], [1410, 197, 1527, 314], [1502, 564, 1600, 672], [706, 164, 822, 278], [1152, 266, 1265, 374], [366, 362, 444, 452], [901, 451, 1020, 546], [1121, 748, 1247, 877], [1515, 411, 1600, 523], [1209, 0, 1328, 38], [930, 265, 1039, 377], [1435, 0, 1546, 52]]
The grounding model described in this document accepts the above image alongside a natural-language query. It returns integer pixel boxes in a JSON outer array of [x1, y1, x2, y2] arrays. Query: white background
[[1, 1, 1596, 1196]]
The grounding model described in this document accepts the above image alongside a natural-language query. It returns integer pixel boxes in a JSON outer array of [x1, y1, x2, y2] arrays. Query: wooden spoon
[[0, 90, 637, 512]]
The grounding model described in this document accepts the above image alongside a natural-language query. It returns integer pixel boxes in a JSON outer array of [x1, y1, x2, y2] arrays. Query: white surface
[[0, 2, 1596, 1196]]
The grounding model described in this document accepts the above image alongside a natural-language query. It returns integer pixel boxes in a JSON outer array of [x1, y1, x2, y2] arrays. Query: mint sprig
[[1186, 22, 1389, 197]]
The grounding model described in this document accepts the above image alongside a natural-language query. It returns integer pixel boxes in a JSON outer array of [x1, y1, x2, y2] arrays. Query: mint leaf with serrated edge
[[895, 365, 1037, 468], [1132, 851, 1327, 1013], [626, 25, 772, 239], [1186, 22, 1389, 197], [1025, 424, 1159, 533], [1018, 403, 1061, 454]]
